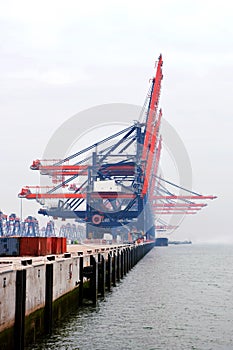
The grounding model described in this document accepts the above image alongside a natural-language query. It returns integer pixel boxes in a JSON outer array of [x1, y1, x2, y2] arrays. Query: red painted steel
[[19, 192, 136, 199], [19, 237, 52, 256], [50, 171, 88, 176], [152, 203, 207, 207], [149, 135, 162, 200], [142, 54, 163, 162], [61, 237, 67, 253], [142, 109, 162, 196], [52, 237, 62, 254], [46, 237, 53, 254], [151, 195, 217, 200], [153, 207, 201, 211], [154, 213, 198, 215]]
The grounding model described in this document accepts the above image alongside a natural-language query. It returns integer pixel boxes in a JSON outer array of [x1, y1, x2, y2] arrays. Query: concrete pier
[[0, 241, 154, 349]]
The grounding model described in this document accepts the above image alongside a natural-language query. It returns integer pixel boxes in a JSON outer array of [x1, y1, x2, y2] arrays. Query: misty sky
[[0, 0, 232, 242]]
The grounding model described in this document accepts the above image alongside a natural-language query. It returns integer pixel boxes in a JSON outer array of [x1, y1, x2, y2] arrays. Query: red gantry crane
[[18, 55, 217, 240]]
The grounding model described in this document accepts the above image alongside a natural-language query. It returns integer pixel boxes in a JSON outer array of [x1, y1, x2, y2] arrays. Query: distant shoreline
[[168, 240, 192, 245]]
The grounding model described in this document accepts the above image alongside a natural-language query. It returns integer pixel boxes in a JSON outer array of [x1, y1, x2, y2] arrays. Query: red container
[[51, 237, 57, 254], [19, 237, 38, 256], [46, 237, 53, 255], [61, 237, 67, 254], [19, 237, 52, 256], [40, 237, 52, 255], [51, 237, 62, 254], [57, 237, 62, 254]]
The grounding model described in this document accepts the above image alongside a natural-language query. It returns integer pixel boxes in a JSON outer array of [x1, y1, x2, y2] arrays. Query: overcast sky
[[0, 0, 232, 242]]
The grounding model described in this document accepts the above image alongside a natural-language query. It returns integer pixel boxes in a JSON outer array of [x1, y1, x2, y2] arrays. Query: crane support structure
[[18, 55, 217, 239]]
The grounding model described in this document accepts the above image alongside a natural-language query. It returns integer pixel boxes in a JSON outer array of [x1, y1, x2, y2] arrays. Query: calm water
[[27, 244, 233, 350]]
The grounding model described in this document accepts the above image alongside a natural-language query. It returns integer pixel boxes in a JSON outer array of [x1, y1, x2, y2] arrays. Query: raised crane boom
[[18, 55, 217, 239]]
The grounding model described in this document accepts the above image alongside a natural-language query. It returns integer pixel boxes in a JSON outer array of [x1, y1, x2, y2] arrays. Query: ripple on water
[[27, 244, 233, 350]]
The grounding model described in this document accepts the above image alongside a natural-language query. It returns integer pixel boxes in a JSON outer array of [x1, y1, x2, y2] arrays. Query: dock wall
[[0, 242, 154, 349]]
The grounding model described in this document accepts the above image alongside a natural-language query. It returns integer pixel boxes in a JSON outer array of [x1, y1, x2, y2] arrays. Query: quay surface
[[0, 241, 154, 349]]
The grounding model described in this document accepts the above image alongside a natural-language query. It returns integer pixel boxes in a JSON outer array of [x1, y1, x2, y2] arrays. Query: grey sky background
[[0, 0, 232, 242]]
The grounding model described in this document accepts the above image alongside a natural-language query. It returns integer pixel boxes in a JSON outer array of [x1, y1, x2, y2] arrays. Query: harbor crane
[[18, 55, 216, 240]]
